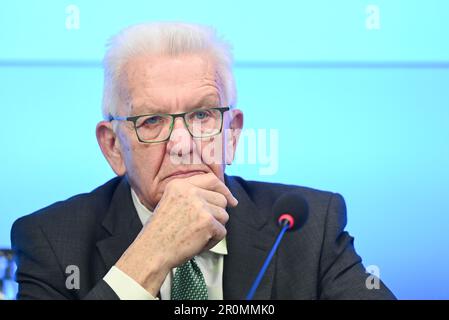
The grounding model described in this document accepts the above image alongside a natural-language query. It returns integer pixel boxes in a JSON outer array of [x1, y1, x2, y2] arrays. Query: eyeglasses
[[109, 107, 230, 143]]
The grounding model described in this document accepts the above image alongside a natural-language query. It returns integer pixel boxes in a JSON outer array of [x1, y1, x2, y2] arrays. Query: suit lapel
[[94, 175, 278, 300], [96, 177, 142, 272], [223, 175, 278, 300]]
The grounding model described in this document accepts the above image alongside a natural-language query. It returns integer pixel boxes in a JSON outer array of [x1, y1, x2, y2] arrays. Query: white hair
[[102, 21, 237, 119]]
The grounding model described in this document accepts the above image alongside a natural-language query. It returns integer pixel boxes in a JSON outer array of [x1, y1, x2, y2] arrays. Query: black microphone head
[[273, 192, 309, 231]]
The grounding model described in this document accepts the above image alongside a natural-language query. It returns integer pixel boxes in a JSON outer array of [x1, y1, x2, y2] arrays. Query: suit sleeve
[[318, 193, 396, 300], [11, 217, 119, 300]]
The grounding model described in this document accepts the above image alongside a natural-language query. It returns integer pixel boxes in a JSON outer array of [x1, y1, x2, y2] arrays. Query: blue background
[[1, 0, 448, 299]]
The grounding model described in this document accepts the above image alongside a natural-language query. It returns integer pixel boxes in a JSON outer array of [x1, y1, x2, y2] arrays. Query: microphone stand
[[246, 220, 290, 300]]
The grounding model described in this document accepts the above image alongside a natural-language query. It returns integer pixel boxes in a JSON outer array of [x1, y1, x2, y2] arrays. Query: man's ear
[[225, 109, 244, 165], [96, 121, 126, 176]]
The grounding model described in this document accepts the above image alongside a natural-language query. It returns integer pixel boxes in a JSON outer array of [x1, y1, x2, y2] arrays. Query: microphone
[[246, 192, 309, 300], [274, 192, 309, 231]]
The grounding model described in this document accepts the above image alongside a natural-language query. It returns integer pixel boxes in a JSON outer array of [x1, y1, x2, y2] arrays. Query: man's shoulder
[[227, 175, 337, 209], [11, 176, 123, 234]]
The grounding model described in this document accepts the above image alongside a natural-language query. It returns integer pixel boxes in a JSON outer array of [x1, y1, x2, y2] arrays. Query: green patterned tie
[[171, 258, 208, 300]]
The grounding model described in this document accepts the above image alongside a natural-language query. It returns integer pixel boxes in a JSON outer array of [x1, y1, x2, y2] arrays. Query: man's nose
[[167, 117, 194, 158]]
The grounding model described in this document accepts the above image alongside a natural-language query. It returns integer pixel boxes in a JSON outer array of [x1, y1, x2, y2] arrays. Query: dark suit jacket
[[11, 175, 395, 300]]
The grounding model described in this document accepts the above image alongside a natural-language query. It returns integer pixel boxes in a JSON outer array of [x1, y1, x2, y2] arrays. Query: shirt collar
[[130, 188, 227, 255]]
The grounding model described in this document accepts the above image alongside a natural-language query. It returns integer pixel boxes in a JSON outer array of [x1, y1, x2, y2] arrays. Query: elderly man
[[11, 22, 395, 300]]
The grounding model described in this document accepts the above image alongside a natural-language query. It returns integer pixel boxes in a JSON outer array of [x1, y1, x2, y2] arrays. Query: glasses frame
[[109, 106, 230, 143]]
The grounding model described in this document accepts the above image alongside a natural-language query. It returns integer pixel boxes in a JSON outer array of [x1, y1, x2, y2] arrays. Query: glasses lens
[[135, 114, 172, 142], [185, 109, 222, 138]]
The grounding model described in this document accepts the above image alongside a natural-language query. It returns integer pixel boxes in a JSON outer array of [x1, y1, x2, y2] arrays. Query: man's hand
[[115, 173, 238, 296]]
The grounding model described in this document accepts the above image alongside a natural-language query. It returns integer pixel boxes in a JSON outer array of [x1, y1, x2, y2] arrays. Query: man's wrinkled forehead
[[123, 53, 217, 87], [119, 53, 223, 113]]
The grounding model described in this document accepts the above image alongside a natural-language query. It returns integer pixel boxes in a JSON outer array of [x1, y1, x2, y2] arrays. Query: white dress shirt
[[103, 188, 227, 300]]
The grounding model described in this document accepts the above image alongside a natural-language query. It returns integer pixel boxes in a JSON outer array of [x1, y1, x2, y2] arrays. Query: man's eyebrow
[[131, 94, 220, 115], [192, 94, 220, 108], [130, 104, 165, 115]]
